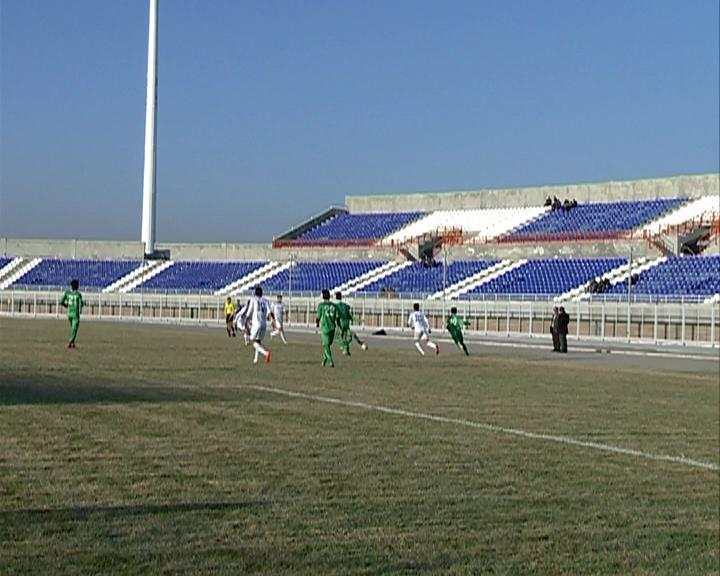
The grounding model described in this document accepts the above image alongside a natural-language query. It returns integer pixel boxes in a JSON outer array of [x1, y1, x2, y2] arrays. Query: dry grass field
[[1, 317, 718, 575]]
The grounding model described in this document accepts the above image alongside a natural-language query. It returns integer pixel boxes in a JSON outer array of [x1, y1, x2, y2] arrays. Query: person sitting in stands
[[544, 196, 552, 207]]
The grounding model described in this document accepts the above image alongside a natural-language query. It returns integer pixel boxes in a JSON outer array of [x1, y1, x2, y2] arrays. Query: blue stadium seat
[[13, 258, 140, 290], [505, 198, 686, 240], [257, 261, 386, 293], [465, 258, 626, 297], [604, 255, 720, 300], [359, 260, 500, 296], [297, 212, 424, 243], [138, 261, 266, 292]]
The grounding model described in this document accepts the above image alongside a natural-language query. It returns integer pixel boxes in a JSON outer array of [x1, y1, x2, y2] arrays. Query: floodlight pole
[[141, 0, 159, 257]]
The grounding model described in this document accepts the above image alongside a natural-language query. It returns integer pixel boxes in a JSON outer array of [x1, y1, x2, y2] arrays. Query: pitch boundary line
[[247, 384, 719, 472]]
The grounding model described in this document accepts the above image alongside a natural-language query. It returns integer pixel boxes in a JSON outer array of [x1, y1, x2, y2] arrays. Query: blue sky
[[1, 0, 718, 242]]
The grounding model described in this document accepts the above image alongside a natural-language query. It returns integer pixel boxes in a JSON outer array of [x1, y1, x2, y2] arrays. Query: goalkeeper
[[446, 306, 470, 356], [335, 292, 365, 355]]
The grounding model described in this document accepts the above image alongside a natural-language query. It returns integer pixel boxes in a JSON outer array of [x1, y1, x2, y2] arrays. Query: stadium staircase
[[215, 261, 286, 296], [571, 257, 666, 301], [561, 258, 648, 301], [103, 260, 171, 294], [332, 261, 402, 294], [444, 260, 526, 300], [0, 257, 42, 289], [340, 261, 412, 295]]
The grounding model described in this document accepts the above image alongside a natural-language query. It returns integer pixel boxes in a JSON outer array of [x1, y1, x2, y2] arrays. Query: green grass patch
[[1, 318, 718, 574]]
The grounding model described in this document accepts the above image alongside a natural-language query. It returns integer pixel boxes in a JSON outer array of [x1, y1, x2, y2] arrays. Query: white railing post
[[576, 301, 580, 341], [653, 302, 658, 343], [484, 300, 488, 335], [681, 303, 686, 346], [529, 301, 533, 338]]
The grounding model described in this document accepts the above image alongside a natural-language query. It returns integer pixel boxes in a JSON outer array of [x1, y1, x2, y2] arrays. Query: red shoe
[[265, 351, 272, 364], [435, 345, 440, 355], [67, 343, 73, 349]]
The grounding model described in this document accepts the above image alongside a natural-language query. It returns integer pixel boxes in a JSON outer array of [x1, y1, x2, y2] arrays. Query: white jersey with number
[[273, 303, 285, 327], [408, 311, 430, 337], [247, 296, 272, 340]]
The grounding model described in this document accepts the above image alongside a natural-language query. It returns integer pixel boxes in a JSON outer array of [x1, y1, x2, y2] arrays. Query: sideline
[[246, 384, 720, 472]]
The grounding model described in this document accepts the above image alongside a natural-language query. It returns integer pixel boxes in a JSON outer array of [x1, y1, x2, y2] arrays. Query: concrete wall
[[445, 239, 658, 260], [346, 173, 719, 212], [0, 238, 144, 259]]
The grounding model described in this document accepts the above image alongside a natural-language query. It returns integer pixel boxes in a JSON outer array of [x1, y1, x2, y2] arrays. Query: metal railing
[[2, 288, 717, 348]]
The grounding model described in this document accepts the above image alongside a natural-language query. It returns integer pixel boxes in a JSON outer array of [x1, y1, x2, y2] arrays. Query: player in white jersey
[[270, 294, 288, 344], [408, 302, 440, 356], [245, 286, 275, 364], [234, 299, 251, 345]]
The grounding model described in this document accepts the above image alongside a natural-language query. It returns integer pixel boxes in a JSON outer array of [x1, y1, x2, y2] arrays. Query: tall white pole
[[141, 0, 159, 257]]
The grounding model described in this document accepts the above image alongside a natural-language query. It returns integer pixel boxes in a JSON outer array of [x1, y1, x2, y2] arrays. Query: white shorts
[[273, 322, 283, 331], [414, 329, 429, 341], [250, 324, 267, 342]]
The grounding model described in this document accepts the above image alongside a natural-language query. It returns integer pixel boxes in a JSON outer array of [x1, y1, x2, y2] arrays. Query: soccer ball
[[361, 343, 368, 351]]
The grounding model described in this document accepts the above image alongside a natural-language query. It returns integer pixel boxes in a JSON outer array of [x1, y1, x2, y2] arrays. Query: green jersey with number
[[446, 315, 467, 335], [335, 301, 352, 325], [316, 301, 338, 334], [61, 290, 84, 318]]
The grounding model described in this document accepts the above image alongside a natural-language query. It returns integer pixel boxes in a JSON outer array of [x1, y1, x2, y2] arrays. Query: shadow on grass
[[0, 373, 218, 406], [0, 499, 270, 522]]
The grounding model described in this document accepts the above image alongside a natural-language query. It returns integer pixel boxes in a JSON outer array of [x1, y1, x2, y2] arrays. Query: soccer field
[[1, 317, 718, 575]]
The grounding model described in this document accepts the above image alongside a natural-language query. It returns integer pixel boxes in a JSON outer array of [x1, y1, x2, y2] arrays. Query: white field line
[[246, 384, 719, 472]]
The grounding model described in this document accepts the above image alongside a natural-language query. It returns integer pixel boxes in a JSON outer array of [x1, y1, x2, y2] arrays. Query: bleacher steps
[[114, 260, 174, 294], [341, 261, 412, 295], [444, 259, 523, 300], [231, 261, 290, 294], [563, 257, 649, 302], [428, 260, 514, 301], [0, 257, 27, 288], [572, 257, 666, 301], [102, 261, 148, 293], [215, 261, 284, 296], [0, 257, 41, 290], [332, 261, 398, 294]]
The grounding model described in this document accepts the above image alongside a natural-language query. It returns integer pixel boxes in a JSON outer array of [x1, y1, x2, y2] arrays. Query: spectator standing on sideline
[[557, 306, 570, 353], [550, 306, 560, 352]]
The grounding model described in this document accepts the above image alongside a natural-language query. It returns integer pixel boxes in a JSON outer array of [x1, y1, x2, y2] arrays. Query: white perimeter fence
[[1, 289, 718, 348]]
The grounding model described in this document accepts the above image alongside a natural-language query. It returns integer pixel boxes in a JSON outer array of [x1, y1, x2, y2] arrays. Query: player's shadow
[[0, 373, 216, 406]]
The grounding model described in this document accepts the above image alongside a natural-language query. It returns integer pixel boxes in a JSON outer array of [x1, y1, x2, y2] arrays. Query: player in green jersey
[[446, 306, 470, 356], [316, 289, 339, 367], [335, 292, 366, 355], [61, 279, 84, 349]]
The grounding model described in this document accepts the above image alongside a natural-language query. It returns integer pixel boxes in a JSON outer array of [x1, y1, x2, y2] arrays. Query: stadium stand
[[640, 195, 719, 235], [502, 198, 687, 241], [603, 255, 720, 300], [463, 258, 627, 297], [292, 212, 424, 245], [358, 260, 500, 295], [0, 257, 13, 271], [135, 261, 266, 292], [11, 258, 140, 289], [257, 261, 387, 293], [383, 207, 549, 243]]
